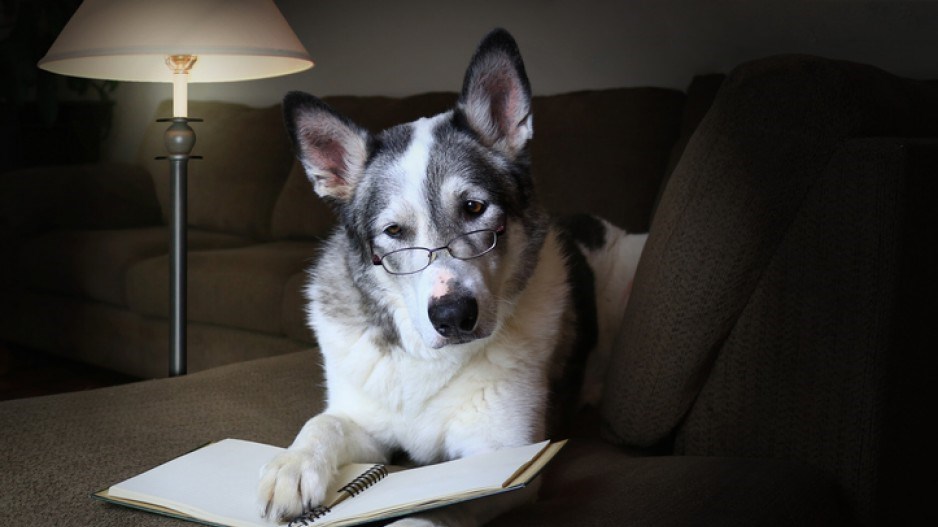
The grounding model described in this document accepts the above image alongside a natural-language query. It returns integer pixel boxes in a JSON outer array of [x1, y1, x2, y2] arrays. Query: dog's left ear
[[283, 91, 370, 205], [458, 29, 533, 158]]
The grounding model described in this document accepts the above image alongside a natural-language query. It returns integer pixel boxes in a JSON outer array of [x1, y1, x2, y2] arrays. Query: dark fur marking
[[459, 127, 536, 223], [420, 121, 521, 243], [448, 110, 534, 218], [433, 115, 547, 301], [336, 126, 418, 264], [367, 125, 414, 168], [557, 214, 607, 251]]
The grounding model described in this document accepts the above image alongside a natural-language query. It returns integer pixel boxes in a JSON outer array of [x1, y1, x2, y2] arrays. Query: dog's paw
[[257, 449, 332, 521]]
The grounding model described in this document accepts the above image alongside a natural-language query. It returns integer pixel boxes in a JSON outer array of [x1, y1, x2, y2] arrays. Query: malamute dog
[[259, 29, 646, 526]]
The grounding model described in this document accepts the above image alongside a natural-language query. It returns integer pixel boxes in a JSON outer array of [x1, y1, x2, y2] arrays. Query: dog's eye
[[464, 200, 487, 216], [384, 224, 403, 237]]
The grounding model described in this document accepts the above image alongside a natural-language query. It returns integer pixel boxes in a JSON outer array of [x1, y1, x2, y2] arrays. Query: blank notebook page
[[323, 441, 548, 523], [108, 438, 284, 527]]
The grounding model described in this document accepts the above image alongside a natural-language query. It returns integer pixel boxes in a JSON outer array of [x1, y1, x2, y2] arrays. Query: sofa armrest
[[489, 437, 846, 527], [0, 162, 163, 241]]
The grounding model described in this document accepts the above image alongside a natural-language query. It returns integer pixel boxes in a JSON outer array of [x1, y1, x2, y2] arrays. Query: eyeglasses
[[372, 227, 504, 275]]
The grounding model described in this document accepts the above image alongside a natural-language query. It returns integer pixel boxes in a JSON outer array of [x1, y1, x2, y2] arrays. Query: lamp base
[[156, 117, 202, 377]]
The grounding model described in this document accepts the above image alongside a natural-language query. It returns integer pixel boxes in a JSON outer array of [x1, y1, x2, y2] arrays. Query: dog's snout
[[428, 295, 478, 339]]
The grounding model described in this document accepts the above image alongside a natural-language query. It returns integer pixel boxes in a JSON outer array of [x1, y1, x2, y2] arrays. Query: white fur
[[580, 221, 647, 406], [257, 207, 646, 527], [262, 31, 647, 527], [323, 229, 568, 460], [397, 114, 441, 240], [258, 228, 586, 526]]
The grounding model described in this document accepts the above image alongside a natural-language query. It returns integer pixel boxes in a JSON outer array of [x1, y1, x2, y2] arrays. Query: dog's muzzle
[[428, 294, 478, 341]]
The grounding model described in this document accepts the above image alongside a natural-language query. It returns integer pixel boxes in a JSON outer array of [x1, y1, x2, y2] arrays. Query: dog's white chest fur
[[312, 229, 571, 463]]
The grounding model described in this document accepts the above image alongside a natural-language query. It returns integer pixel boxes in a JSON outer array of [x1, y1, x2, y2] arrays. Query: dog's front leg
[[258, 412, 387, 522]]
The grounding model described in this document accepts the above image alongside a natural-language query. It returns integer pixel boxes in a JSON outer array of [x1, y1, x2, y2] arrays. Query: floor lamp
[[38, 0, 313, 377]]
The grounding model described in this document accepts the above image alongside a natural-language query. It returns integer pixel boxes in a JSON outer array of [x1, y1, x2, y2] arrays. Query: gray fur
[[261, 29, 646, 527]]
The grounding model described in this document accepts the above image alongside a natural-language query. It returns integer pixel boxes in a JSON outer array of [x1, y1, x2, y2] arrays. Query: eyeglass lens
[[379, 230, 497, 274]]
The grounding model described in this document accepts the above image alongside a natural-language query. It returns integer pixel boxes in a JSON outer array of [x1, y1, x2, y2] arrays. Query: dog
[[258, 28, 646, 526]]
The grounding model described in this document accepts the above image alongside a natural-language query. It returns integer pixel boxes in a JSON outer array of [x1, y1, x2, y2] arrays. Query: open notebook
[[94, 438, 565, 527]]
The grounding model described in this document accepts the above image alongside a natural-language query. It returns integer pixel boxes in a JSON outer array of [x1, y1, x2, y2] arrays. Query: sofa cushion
[[282, 270, 315, 343], [601, 55, 938, 450], [530, 88, 684, 233], [653, 73, 725, 220], [0, 162, 162, 236], [137, 100, 294, 239], [0, 351, 323, 527], [125, 241, 318, 335], [0, 349, 845, 527], [671, 138, 909, 524], [15, 227, 251, 306], [323, 92, 457, 132], [600, 55, 938, 526], [269, 160, 337, 240], [490, 437, 846, 527], [0, 291, 310, 378]]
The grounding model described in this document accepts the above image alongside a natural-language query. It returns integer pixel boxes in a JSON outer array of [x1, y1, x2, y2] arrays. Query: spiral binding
[[287, 464, 388, 526], [289, 505, 330, 527], [338, 464, 389, 496]]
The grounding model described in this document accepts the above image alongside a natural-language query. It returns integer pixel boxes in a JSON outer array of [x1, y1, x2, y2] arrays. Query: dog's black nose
[[429, 295, 478, 339]]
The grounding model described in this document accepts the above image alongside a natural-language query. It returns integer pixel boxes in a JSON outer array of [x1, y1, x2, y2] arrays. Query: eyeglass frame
[[372, 225, 506, 275]]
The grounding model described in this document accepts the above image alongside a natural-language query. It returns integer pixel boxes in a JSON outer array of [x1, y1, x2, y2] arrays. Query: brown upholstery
[[0, 352, 846, 527], [601, 55, 938, 525], [18, 227, 249, 306], [2, 86, 688, 377], [137, 101, 295, 239], [492, 437, 845, 527], [0, 352, 324, 527], [269, 160, 336, 240], [4, 54, 934, 525], [272, 88, 683, 238], [529, 88, 683, 233], [602, 55, 938, 444], [0, 162, 162, 235]]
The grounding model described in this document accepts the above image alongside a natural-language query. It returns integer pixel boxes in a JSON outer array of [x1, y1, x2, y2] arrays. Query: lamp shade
[[38, 0, 313, 83]]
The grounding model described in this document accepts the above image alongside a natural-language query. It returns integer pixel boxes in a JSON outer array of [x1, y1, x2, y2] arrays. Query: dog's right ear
[[458, 29, 532, 158], [283, 91, 369, 204]]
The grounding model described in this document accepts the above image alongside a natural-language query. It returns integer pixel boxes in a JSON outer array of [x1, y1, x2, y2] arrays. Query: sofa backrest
[[156, 88, 690, 242], [600, 54, 938, 525], [137, 100, 294, 239], [529, 88, 684, 233], [274, 88, 688, 238]]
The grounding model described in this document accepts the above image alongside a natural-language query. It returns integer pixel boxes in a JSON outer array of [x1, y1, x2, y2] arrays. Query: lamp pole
[[160, 55, 201, 377], [35, 0, 314, 378]]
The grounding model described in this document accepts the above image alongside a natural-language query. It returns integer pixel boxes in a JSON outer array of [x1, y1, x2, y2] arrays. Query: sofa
[[2, 54, 936, 526], [0, 79, 705, 379]]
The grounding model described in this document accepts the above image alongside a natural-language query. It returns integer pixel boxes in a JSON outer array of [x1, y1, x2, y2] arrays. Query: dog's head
[[285, 29, 546, 352]]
